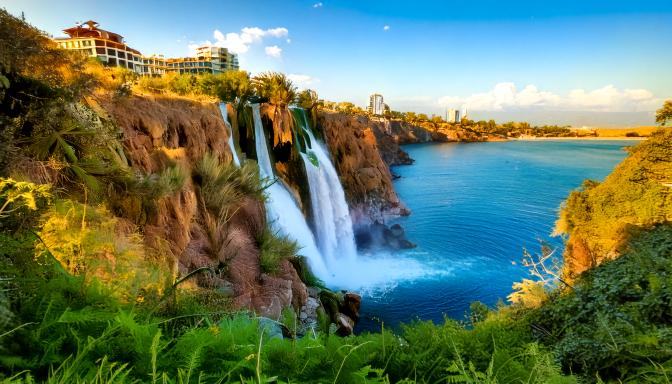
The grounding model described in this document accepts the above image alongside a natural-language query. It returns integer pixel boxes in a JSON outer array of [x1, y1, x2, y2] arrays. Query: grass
[[256, 228, 300, 274], [594, 126, 660, 137]]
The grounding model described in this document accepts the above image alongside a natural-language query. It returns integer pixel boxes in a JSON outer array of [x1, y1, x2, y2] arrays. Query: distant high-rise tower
[[447, 109, 461, 123], [368, 94, 385, 116]]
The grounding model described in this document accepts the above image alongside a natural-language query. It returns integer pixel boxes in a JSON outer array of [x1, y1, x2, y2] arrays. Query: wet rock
[[298, 297, 320, 335], [335, 313, 355, 336], [258, 317, 284, 340], [341, 293, 361, 321], [356, 221, 416, 251], [390, 223, 404, 237]]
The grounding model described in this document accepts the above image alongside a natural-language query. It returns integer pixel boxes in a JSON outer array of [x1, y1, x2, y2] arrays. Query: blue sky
[[4, 0, 672, 126]]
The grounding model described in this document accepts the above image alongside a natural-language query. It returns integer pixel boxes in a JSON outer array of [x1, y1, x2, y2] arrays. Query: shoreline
[[512, 136, 647, 141]]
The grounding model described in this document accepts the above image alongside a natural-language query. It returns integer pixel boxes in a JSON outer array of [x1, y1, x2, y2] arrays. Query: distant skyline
[[4, 0, 672, 126]]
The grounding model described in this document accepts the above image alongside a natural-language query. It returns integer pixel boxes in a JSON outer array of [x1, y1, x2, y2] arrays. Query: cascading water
[[250, 104, 330, 280], [294, 109, 358, 264], [251, 105, 443, 292], [219, 103, 240, 166]]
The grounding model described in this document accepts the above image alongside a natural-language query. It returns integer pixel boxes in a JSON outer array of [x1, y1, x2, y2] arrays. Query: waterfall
[[295, 109, 358, 264], [219, 103, 240, 166], [250, 104, 329, 279]]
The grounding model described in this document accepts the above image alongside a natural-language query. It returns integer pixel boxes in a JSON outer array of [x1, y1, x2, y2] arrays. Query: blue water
[[356, 140, 637, 332]]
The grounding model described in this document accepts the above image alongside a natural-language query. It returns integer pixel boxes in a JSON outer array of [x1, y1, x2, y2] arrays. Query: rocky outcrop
[[319, 290, 361, 336], [97, 94, 308, 320]]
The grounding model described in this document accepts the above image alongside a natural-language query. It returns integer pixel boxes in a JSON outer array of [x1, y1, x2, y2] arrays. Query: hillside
[[555, 128, 672, 278]]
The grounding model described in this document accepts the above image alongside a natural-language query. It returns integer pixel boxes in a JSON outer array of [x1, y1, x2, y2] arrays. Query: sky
[[4, 0, 672, 126]]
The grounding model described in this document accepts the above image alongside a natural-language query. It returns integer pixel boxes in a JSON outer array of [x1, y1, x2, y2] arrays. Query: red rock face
[[99, 94, 308, 319]]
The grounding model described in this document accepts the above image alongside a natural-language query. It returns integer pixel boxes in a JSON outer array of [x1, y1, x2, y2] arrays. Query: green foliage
[[108, 164, 187, 226], [530, 225, 672, 382], [296, 89, 320, 129], [0, 178, 51, 219], [280, 307, 297, 337], [288, 256, 324, 288], [192, 154, 265, 261], [256, 228, 299, 274], [252, 72, 297, 107], [37, 199, 166, 302], [193, 154, 263, 216], [655, 99, 672, 126]]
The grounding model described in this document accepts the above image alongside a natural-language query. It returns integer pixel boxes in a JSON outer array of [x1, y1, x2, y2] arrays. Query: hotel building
[[55, 21, 240, 76], [54, 20, 143, 73]]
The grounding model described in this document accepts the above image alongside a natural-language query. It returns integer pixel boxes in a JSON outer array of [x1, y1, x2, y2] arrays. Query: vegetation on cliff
[[554, 128, 672, 277]]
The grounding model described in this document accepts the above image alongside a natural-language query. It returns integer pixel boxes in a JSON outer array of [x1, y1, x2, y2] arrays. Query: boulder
[[390, 223, 405, 237], [341, 292, 361, 321], [335, 313, 355, 336]]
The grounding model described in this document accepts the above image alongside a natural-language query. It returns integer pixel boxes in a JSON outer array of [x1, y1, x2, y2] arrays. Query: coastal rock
[[355, 221, 416, 250], [390, 223, 405, 237]]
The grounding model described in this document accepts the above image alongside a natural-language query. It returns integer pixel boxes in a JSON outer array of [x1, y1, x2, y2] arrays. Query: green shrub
[[257, 228, 299, 274], [531, 225, 672, 382]]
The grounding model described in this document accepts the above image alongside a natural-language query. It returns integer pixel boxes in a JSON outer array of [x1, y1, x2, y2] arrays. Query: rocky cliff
[[97, 95, 308, 320]]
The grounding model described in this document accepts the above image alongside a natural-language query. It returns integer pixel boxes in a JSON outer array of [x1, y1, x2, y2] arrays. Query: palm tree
[[251, 72, 297, 107], [251, 72, 298, 147]]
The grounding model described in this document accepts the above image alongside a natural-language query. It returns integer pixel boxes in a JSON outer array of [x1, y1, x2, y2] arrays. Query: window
[[107, 49, 115, 56], [96, 47, 106, 54]]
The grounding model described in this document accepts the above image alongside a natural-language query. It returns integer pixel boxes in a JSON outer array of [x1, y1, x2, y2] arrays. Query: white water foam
[[219, 103, 240, 166], [296, 110, 358, 265]]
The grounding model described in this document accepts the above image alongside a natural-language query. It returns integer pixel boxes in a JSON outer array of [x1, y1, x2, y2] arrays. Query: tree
[[336, 102, 355, 114], [211, 70, 252, 105], [297, 89, 319, 128], [252, 72, 297, 107], [655, 100, 672, 126]]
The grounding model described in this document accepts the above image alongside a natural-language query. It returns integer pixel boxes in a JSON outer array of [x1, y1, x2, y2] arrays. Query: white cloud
[[265, 45, 282, 58], [288, 74, 319, 87], [383, 25, 390, 31], [313, 2, 323, 7], [438, 83, 661, 112], [189, 27, 289, 54], [286, 38, 292, 44]]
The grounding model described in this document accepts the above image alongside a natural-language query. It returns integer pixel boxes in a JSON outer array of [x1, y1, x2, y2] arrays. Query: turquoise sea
[[356, 139, 638, 331]]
